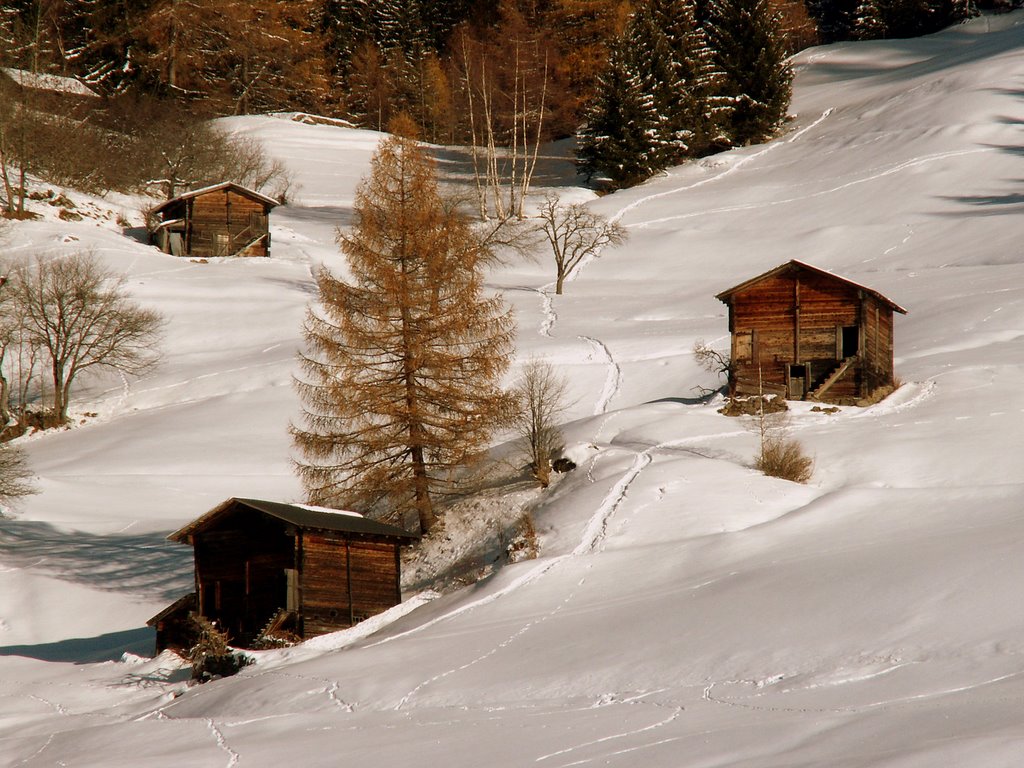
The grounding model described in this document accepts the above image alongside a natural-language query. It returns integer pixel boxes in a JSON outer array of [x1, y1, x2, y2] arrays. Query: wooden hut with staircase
[[150, 498, 417, 652], [148, 182, 279, 258], [715, 260, 907, 405]]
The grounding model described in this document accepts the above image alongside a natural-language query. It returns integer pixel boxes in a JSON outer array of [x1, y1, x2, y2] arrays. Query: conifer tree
[[641, 0, 730, 160], [292, 120, 517, 535], [803, 0, 858, 42], [575, 40, 660, 187], [705, 0, 793, 147], [851, 0, 887, 39]]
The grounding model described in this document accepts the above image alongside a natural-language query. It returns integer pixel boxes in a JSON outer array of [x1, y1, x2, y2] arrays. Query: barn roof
[[715, 260, 908, 314], [150, 182, 280, 216], [168, 497, 419, 543], [1, 67, 99, 98], [146, 592, 196, 627]]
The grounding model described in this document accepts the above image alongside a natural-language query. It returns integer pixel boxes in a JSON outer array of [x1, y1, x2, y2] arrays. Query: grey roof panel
[[169, 497, 418, 542]]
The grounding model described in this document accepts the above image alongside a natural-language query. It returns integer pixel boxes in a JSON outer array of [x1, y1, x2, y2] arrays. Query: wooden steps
[[808, 356, 857, 401]]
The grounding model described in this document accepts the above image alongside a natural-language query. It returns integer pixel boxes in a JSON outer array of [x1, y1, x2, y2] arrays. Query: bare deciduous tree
[[0, 443, 36, 509], [692, 338, 732, 398], [129, 111, 290, 201], [535, 193, 627, 294], [512, 359, 570, 488], [8, 253, 163, 424], [456, 26, 549, 220]]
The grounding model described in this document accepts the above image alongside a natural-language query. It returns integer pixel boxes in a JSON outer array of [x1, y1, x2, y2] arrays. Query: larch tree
[[292, 122, 517, 535]]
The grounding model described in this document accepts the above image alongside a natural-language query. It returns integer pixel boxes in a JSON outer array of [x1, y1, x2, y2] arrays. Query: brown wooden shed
[[151, 498, 417, 651], [716, 260, 907, 405], [148, 182, 279, 258]]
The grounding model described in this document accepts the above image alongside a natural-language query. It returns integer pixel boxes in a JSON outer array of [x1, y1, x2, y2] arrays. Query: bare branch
[[534, 193, 627, 294]]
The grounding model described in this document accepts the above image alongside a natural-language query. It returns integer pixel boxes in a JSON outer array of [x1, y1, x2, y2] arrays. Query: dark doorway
[[841, 326, 859, 357], [788, 364, 807, 398]]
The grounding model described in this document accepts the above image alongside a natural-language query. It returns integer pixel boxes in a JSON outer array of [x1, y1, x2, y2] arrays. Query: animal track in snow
[[206, 718, 240, 767]]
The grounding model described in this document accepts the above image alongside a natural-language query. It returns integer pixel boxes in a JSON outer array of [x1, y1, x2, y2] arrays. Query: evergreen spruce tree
[[292, 121, 516, 535], [577, 0, 730, 187], [651, 0, 731, 156], [851, 0, 887, 38], [882, 0, 934, 37], [705, 0, 793, 147], [630, 0, 727, 166], [575, 40, 660, 187]]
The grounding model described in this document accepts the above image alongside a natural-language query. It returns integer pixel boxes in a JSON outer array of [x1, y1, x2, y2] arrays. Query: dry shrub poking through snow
[[756, 434, 814, 483], [504, 512, 539, 564], [187, 615, 251, 682]]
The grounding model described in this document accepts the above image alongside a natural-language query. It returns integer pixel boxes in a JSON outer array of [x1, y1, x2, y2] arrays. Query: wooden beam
[[794, 275, 801, 362], [345, 540, 354, 626]]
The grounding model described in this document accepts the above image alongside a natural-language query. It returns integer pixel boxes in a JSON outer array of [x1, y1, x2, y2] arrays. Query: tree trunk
[[0, 371, 10, 428], [410, 442, 434, 535], [51, 362, 68, 424]]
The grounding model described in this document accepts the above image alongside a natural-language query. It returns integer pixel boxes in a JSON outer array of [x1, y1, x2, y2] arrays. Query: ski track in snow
[[702, 669, 1024, 717], [534, 706, 685, 765], [506, 285, 557, 338], [12, 733, 55, 767], [538, 289, 557, 338], [567, 107, 835, 283], [573, 451, 652, 556], [627, 146, 994, 229], [578, 336, 621, 415], [249, 668, 357, 713], [388, 433, 710, 709], [393, 588, 579, 711]]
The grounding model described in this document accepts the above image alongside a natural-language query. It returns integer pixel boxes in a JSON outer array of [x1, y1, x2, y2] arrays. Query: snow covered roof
[[168, 497, 418, 543], [150, 182, 280, 216], [715, 259, 908, 314], [0, 67, 99, 98]]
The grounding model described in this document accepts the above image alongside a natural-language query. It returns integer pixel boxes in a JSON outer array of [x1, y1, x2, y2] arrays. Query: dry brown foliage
[[293, 132, 516, 535], [756, 434, 814, 483]]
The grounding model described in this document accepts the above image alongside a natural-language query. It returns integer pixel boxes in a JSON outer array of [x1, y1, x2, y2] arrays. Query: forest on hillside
[[0, 0, 999, 191]]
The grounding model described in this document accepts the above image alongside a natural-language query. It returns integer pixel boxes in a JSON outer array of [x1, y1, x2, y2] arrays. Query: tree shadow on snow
[[0, 519, 193, 603], [0, 627, 155, 663], [121, 225, 151, 245], [938, 187, 1024, 216]]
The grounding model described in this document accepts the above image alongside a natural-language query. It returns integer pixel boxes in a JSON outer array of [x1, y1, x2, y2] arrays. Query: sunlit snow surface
[[2, 13, 1024, 767]]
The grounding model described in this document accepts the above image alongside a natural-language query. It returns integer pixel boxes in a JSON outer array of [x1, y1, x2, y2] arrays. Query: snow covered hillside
[[2, 12, 1024, 767]]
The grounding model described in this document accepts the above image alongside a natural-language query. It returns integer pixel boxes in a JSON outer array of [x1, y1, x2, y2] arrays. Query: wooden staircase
[[808, 356, 857, 401], [254, 608, 299, 646]]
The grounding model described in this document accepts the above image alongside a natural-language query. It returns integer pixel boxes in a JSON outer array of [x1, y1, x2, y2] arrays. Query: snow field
[[2, 12, 1024, 767]]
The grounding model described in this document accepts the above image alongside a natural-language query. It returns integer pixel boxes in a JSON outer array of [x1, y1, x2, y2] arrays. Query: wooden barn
[[0, 67, 99, 112], [148, 182, 279, 258], [150, 498, 417, 652], [716, 260, 907, 405]]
